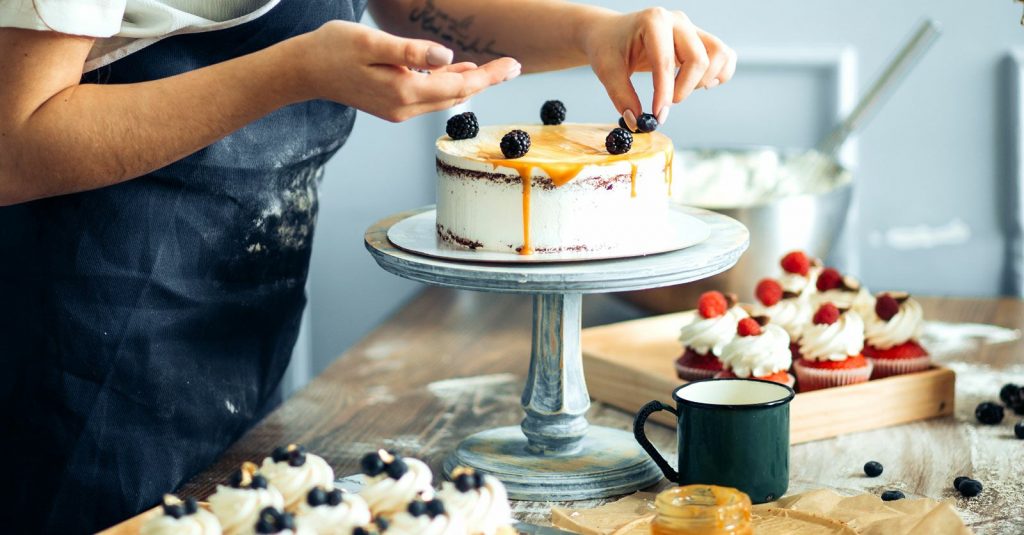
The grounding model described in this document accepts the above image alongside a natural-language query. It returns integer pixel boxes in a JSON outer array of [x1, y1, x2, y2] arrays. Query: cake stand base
[[443, 426, 663, 501]]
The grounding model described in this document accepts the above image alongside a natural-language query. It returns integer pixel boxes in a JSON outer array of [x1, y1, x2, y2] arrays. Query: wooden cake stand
[[364, 205, 748, 501]]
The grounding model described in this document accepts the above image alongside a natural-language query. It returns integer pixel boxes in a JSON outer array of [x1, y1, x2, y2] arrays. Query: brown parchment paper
[[550, 489, 971, 535]]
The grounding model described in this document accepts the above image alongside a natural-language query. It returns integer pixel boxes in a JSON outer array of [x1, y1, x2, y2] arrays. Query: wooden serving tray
[[582, 311, 956, 444]]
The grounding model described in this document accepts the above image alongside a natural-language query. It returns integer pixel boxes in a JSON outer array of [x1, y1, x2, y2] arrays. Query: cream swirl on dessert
[[720, 324, 792, 378], [865, 297, 924, 349], [384, 501, 466, 535], [437, 469, 513, 535], [142, 496, 222, 535], [813, 287, 873, 316], [260, 445, 335, 512], [358, 451, 435, 517], [295, 487, 371, 535], [799, 311, 864, 361], [753, 298, 810, 340], [210, 463, 286, 535], [678, 306, 748, 356]]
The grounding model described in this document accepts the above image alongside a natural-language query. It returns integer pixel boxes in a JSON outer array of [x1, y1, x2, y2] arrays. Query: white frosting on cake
[[358, 458, 434, 517], [678, 306, 748, 357], [295, 492, 371, 535], [141, 509, 222, 535], [436, 475, 513, 535], [435, 124, 673, 254], [864, 297, 924, 349], [752, 298, 811, 340], [719, 324, 792, 378], [209, 485, 285, 535], [384, 510, 466, 535], [260, 455, 335, 512], [798, 312, 865, 362]]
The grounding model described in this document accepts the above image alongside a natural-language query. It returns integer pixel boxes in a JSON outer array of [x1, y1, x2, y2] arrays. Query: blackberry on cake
[[605, 127, 633, 154], [445, 111, 479, 140], [499, 129, 531, 158], [540, 100, 566, 125]]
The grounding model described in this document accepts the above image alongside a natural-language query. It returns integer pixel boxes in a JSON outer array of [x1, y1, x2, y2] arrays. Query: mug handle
[[632, 400, 680, 483]]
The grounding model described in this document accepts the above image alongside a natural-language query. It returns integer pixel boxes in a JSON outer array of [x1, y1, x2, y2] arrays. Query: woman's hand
[[298, 21, 521, 122], [581, 7, 736, 129]]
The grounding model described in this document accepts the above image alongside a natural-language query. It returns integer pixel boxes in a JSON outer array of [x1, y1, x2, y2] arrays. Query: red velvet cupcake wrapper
[[793, 359, 873, 392], [868, 355, 932, 379], [675, 361, 720, 382]]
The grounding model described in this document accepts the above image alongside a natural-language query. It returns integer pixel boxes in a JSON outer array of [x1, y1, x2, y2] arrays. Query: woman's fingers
[[592, 56, 643, 130], [409, 57, 520, 104], [697, 29, 736, 89], [368, 30, 454, 69], [433, 62, 479, 74], [670, 11, 709, 103], [640, 8, 677, 122]]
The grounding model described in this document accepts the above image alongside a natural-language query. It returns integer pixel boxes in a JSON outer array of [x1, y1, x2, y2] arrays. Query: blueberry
[[999, 383, 1021, 406], [975, 402, 1005, 425], [881, 490, 905, 501], [271, 446, 290, 463], [959, 478, 983, 497], [327, 488, 344, 506], [228, 469, 245, 488], [251, 474, 268, 490], [307, 487, 328, 507], [618, 117, 629, 130], [472, 472, 485, 489], [163, 504, 184, 519], [407, 500, 428, 517], [454, 473, 474, 493], [183, 497, 198, 515], [953, 476, 969, 490], [635, 113, 659, 133], [287, 448, 307, 468], [353, 529, 370, 535], [864, 461, 883, 478], [1016, 421, 1024, 439], [385, 458, 409, 479], [255, 518, 275, 534], [279, 512, 296, 531], [375, 517, 390, 531], [426, 499, 446, 518], [360, 452, 385, 477]]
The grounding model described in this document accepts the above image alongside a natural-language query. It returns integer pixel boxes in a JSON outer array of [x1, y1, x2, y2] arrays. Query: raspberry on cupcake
[[675, 291, 749, 382], [715, 317, 795, 387], [811, 267, 874, 317], [863, 292, 931, 378], [793, 303, 873, 391], [778, 250, 822, 300], [751, 277, 811, 343]]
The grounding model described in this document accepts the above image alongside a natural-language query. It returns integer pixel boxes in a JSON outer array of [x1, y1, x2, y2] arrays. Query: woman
[[0, 0, 734, 531]]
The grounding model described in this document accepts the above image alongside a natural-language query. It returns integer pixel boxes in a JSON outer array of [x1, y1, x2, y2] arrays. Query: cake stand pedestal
[[365, 205, 748, 501]]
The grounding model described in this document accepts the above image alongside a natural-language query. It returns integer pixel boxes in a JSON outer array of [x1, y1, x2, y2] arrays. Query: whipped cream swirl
[[720, 324, 792, 378], [209, 485, 285, 535], [359, 457, 434, 517], [812, 288, 873, 317], [798, 311, 865, 362], [678, 306, 748, 356], [260, 454, 335, 512], [753, 298, 810, 340], [141, 509, 222, 535], [383, 510, 466, 535], [865, 297, 924, 349], [437, 475, 513, 535], [295, 492, 371, 535]]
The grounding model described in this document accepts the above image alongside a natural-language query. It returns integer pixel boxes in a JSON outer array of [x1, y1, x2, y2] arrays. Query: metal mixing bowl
[[618, 147, 853, 314]]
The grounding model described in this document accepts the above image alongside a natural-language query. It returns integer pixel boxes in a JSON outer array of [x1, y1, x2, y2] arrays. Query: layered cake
[[435, 123, 674, 254]]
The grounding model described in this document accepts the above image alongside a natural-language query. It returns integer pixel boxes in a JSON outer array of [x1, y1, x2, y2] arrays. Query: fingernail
[[706, 79, 720, 89], [657, 106, 670, 125], [623, 109, 638, 131], [426, 47, 454, 67], [503, 67, 521, 82]]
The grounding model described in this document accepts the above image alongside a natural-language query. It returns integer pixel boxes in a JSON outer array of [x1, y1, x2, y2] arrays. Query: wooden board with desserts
[[583, 251, 956, 444]]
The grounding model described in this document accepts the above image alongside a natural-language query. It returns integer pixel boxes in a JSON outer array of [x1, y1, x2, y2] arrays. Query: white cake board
[[387, 207, 710, 264]]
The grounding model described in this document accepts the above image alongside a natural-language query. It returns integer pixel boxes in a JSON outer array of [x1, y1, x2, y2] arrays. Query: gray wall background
[[285, 1, 1024, 394]]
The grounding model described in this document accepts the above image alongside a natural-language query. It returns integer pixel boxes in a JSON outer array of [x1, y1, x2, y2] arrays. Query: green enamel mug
[[633, 378, 795, 504]]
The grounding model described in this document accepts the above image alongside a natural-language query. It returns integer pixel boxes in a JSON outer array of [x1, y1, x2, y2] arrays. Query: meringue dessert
[[357, 450, 434, 518], [436, 467, 516, 535], [251, 506, 311, 535], [675, 291, 748, 381], [382, 498, 465, 535], [260, 445, 336, 512], [295, 487, 371, 535], [141, 495, 222, 535], [209, 462, 286, 535], [435, 123, 674, 254]]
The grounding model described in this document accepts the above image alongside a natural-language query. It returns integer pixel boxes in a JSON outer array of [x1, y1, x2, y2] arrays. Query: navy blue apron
[[0, 0, 366, 532]]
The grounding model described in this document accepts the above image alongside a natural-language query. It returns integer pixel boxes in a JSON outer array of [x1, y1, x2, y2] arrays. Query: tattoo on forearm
[[409, 0, 508, 58]]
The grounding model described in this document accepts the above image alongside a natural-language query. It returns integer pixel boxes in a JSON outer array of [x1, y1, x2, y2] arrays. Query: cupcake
[[811, 267, 874, 318], [676, 291, 749, 381], [141, 495, 222, 535], [382, 499, 465, 535], [778, 250, 822, 301], [260, 444, 336, 512], [295, 486, 372, 535], [252, 507, 312, 535], [751, 277, 811, 343], [210, 462, 286, 535], [357, 450, 434, 518], [715, 318, 795, 387], [793, 303, 873, 391], [863, 292, 931, 378], [437, 467, 516, 535]]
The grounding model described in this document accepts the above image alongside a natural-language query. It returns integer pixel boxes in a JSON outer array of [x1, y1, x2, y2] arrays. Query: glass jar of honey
[[651, 485, 753, 535]]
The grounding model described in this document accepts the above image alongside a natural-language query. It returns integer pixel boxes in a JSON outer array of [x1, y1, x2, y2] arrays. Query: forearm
[[370, 0, 615, 72], [0, 30, 312, 206]]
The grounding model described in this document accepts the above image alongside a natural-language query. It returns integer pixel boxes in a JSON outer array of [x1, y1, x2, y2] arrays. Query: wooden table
[[178, 288, 1024, 534]]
